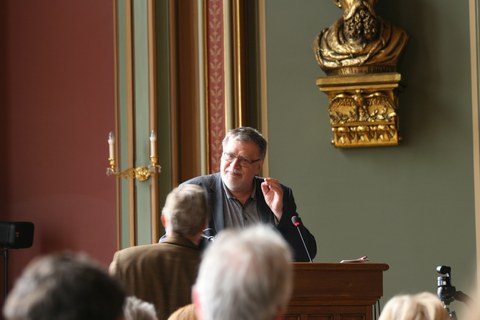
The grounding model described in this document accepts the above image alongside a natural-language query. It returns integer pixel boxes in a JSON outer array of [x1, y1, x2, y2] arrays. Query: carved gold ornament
[[313, 0, 408, 148]]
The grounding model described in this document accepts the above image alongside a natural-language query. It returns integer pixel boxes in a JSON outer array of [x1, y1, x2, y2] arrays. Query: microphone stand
[[291, 216, 313, 262], [295, 227, 312, 262]]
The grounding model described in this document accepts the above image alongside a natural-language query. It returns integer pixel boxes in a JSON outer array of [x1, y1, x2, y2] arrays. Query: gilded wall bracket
[[317, 73, 402, 148]]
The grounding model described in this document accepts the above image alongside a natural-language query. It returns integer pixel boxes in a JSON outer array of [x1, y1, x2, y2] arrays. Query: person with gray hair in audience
[[110, 184, 209, 320], [3, 252, 126, 320], [192, 224, 293, 320], [379, 292, 450, 320], [124, 296, 159, 320]]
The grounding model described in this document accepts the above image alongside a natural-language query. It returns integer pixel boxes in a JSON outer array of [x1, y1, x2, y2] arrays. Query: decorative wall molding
[[205, 0, 227, 173]]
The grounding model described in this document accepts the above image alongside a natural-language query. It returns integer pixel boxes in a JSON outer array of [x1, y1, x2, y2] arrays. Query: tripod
[[437, 265, 471, 320]]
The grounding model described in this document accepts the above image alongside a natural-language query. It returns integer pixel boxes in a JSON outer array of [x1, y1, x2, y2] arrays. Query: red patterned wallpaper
[[206, 0, 226, 173]]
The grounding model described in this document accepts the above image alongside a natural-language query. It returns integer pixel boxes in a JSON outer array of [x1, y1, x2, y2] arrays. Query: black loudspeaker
[[0, 222, 34, 249]]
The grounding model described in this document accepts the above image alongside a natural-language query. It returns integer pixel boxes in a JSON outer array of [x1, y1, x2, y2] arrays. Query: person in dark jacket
[[181, 126, 316, 262]]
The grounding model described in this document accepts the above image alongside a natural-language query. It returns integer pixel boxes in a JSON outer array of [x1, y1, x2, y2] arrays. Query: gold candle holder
[[106, 132, 161, 181], [106, 157, 161, 182]]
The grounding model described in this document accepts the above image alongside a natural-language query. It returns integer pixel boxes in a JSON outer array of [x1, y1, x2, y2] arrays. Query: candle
[[108, 132, 115, 160], [149, 130, 157, 158]]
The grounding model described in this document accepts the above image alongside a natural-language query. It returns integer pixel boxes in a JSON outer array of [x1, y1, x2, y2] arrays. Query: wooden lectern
[[285, 263, 389, 320]]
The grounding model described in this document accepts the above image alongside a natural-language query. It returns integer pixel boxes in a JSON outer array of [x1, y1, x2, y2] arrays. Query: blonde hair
[[167, 304, 196, 320], [379, 292, 449, 320]]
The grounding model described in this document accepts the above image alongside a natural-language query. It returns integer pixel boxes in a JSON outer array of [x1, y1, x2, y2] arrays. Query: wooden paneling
[[285, 263, 389, 320]]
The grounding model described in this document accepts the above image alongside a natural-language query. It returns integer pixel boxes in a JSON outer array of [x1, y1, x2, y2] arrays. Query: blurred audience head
[[3, 252, 126, 320], [379, 292, 450, 320], [192, 224, 293, 320], [167, 304, 197, 320], [162, 184, 208, 240], [124, 296, 158, 320]]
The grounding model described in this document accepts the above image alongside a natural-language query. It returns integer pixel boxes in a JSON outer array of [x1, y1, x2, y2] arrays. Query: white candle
[[108, 132, 115, 160], [149, 130, 157, 158]]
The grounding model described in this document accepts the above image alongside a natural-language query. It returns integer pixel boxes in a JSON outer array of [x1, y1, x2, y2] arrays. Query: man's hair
[[162, 184, 208, 237], [379, 292, 449, 320], [3, 252, 126, 320], [167, 303, 196, 320], [222, 127, 267, 160], [194, 224, 293, 320], [124, 296, 158, 320]]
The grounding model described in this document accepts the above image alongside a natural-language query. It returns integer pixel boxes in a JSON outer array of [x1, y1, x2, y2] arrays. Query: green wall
[[265, 0, 476, 305]]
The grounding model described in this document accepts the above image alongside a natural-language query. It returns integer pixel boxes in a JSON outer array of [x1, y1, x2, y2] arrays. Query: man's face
[[220, 139, 264, 194]]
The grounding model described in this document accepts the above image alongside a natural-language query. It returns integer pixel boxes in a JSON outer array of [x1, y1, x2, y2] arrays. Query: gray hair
[[379, 292, 449, 320], [194, 224, 293, 320], [162, 184, 208, 237], [222, 127, 267, 159], [3, 252, 126, 320], [124, 296, 158, 320]]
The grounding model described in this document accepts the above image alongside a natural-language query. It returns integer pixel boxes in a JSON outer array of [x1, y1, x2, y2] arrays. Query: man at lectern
[[180, 126, 317, 262]]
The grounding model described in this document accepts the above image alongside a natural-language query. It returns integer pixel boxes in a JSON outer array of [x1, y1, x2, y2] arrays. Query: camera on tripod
[[437, 266, 457, 306], [437, 265, 470, 305], [436, 265, 471, 320]]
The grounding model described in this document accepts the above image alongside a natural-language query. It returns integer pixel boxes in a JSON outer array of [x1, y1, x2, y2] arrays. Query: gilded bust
[[313, 0, 408, 75]]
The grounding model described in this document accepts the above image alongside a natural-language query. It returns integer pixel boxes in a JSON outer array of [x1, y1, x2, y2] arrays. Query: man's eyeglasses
[[222, 152, 261, 167]]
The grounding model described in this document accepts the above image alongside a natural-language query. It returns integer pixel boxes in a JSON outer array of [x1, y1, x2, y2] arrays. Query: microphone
[[291, 216, 313, 263]]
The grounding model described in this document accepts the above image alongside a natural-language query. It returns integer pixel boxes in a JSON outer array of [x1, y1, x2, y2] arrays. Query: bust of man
[[313, 0, 408, 75]]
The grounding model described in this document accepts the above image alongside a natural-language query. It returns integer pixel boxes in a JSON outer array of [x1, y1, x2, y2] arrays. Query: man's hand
[[261, 178, 283, 222]]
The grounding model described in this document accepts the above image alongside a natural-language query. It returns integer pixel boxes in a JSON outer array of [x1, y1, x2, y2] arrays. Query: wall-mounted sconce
[[106, 131, 161, 181], [313, 0, 408, 148]]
